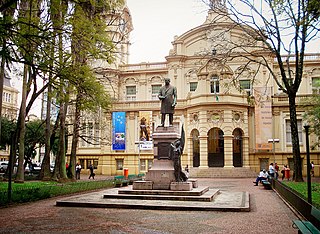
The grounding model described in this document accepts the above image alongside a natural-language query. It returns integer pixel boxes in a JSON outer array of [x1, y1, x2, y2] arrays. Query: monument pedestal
[[152, 126, 180, 160], [144, 126, 180, 190], [145, 159, 175, 190], [134, 125, 194, 191]]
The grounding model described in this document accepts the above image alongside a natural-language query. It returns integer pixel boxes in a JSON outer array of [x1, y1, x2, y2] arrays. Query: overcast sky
[[126, 0, 208, 63], [126, 0, 320, 64]]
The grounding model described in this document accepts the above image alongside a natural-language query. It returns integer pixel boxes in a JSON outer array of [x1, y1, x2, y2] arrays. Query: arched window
[[210, 75, 219, 94]]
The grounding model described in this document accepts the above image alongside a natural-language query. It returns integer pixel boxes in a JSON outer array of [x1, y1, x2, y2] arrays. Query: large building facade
[[0, 77, 19, 161], [71, 1, 320, 177]]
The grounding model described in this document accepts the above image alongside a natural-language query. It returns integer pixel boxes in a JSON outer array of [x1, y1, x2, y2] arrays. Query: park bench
[[261, 180, 272, 190], [293, 207, 320, 234], [127, 174, 144, 185], [113, 174, 145, 187], [113, 175, 129, 187]]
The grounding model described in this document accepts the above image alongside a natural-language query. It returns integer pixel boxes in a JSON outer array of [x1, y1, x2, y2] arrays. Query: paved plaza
[[0, 177, 305, 233]]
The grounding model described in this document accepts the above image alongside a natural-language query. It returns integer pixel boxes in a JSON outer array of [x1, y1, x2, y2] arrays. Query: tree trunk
[[15, 64, 28, 183], [52, 100, 67, 181], [69, 93, 82, 180], [0, 44, 5, 143], [288, 94, 303, 182], [40, 84, 52, 180]]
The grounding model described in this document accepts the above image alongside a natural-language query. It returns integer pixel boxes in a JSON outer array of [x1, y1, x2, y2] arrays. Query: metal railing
[[272, 179, 320, 229]]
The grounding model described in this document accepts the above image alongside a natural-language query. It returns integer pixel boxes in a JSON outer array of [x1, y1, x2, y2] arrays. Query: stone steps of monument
[[189, 167, 257, 178]]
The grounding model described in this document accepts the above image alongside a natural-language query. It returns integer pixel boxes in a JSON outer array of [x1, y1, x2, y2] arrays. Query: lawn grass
[[283, 180, 320, 209], [0, 179, 114, 206]]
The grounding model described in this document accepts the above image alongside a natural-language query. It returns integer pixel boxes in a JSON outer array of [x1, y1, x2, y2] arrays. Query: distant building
[[68, 0, 320, 177], [0, 76, 19, 161]]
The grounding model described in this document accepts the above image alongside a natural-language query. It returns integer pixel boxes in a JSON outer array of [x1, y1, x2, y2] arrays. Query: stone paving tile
[[0, 177, 303, 234]]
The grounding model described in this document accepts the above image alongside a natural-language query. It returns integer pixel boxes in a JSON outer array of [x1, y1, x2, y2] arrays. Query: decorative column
[[224, 135, 233, 167], [224, 109, 233, 168], [242, 136, 250, 167], [187, 136, 193, 167], [199, 136, 208, 168]]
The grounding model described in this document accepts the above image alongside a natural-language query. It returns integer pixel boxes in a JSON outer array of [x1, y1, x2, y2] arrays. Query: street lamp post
[[304, 125, 312, 204], [268, 138, 279, 164]]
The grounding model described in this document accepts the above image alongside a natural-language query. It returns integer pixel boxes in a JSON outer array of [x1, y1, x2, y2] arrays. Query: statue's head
[[164, 78, 170, 85]]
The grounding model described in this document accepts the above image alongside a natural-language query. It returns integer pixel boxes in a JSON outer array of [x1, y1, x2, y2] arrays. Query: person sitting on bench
[[253, 169, 269, 186]]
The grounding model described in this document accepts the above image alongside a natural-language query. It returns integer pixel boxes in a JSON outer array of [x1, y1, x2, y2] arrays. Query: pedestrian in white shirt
[[253, 169, 269, 186]]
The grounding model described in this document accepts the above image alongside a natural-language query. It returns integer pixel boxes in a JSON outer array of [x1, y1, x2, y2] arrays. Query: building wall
[[72, 6, 320, 177], [0, 79, 19, 161]]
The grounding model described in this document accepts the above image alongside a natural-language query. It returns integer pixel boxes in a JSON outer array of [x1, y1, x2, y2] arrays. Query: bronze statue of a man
[[158, 78, 177, 127]]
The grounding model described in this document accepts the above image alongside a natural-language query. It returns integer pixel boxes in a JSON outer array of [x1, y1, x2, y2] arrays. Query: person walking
[[268, 163, 275, 178], [76, 163, 81, 180], [88, 164, 95, 179]]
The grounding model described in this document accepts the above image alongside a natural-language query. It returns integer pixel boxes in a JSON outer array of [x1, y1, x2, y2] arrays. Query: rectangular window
[[190, 82, 198, 92], [79, 159, 85, 170], [240, 80, 251, 95], [94, 123, 100, 145], [140, 159, 146, 171], [81, 123, 86, 147], [151, 85, 161, 100], [116, 159, 123, 170], [86, 159, 92, 169], [148, 159, 153, 170], [240, 80, 251, 90], [286, 119, 302, 144], [93, 160, 98, 169], [126, 86, 136, 101], [210, 76, 219, 94], [86, 159, 97, 169], [88, 122, 93, 144], [312, 78, 320, 94]]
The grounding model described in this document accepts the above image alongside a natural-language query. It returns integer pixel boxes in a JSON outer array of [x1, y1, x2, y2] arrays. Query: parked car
[[25, 163, 41, 174], [0, 161, 9, 173]]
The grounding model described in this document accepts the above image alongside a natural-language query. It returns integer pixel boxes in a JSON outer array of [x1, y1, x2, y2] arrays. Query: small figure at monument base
[[170, 138, 188, 182]]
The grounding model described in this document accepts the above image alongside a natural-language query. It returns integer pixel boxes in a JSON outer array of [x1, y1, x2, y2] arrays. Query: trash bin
[[124, 168, 129, 178], [285, 169, 290, 180]]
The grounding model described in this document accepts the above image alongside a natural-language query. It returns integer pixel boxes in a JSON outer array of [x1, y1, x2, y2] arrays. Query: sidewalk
[[0, 177, 308, 234]]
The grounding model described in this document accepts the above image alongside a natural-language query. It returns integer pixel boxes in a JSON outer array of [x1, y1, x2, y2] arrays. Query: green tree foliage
[[304, 81, 320, 148], [0, 117, 15, 149], [1, 0, 124, 182], [67, 0, 120, 180], [24, 119, 46, 164], [307, 0, 320, 19]]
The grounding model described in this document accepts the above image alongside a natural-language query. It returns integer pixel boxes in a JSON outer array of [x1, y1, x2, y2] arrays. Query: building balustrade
[[274, 53, 320, 62], [119, 62, 168, 71], [272, 94, 313, 105]]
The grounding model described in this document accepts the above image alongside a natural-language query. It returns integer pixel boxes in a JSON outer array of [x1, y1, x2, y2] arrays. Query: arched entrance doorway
[[191, 129, 200, 167], [233, 128, 243, 167], [208, 128, 224, 167]]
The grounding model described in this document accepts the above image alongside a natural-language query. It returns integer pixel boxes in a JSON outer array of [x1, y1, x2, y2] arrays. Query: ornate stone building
[[0, 77, 19, 161], [72, 1, 320, 177]]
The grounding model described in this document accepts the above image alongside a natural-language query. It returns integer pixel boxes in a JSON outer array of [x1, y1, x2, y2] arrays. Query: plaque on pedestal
[[152, 126, 180, 160]]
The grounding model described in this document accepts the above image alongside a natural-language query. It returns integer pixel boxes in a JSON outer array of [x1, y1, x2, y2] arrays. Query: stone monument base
[[132, 180, 153, 190], [170, 182, 193, 191], [145, 159, 175, 190]]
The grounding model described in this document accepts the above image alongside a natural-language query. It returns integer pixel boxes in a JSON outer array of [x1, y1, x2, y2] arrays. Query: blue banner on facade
[[112, 112, 126, 150]]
